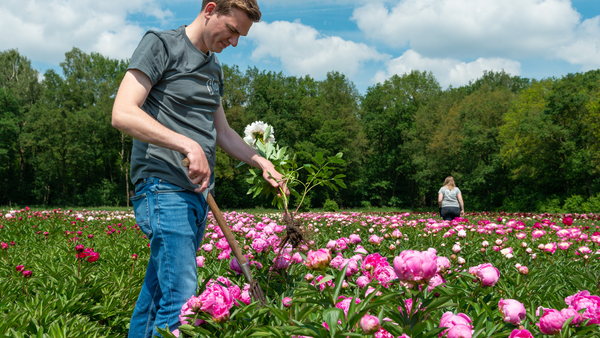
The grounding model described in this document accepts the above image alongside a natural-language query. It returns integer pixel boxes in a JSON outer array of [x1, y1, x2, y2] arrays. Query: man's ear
[[203, 2, 217, 19]]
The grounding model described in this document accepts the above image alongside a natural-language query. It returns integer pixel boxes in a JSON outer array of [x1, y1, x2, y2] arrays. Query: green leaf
[[323, 308, 343, 337]]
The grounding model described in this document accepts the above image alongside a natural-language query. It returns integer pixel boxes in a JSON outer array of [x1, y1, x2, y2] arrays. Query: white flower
[[457, 230, 467, 238], [457, 257, 466, 264], [243, 121, 275, 149]]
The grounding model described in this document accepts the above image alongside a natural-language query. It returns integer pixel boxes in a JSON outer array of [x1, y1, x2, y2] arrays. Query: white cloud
[[374, 50, 521, 88], [556, 16, 600, 71], [0, 0, 172, 66], [352, 0, 580, 59], [248, 20, 388, 79]]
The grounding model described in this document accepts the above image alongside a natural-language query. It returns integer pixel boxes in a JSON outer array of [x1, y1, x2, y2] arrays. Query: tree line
[[1, 48, 599, 212]]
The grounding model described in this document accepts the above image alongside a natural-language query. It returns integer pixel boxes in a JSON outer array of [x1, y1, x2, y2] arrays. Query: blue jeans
[[441, 206, 461, 221], [128, 177, 208, 338]]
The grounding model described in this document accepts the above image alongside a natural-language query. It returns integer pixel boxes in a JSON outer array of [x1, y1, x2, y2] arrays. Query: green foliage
[[322, 199, 339, 212], [1, 46, 599, 211]]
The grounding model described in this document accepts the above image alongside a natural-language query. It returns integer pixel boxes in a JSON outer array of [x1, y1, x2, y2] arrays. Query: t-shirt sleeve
[[438, 187, 444, 194], [128, 32, 167, 86], [456, 187, 461, 194]]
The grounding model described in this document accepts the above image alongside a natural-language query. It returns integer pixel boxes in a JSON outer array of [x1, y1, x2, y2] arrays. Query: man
[[111, 1, 285, 336]]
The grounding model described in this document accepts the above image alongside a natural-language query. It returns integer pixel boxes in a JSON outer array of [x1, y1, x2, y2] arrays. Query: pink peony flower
[[212, 302, 230, 323], [341, 259, 359, 277], [354, 245, 368, 255], [349, 234, 362, 244], [336, 238, 348, 251], [251, 238, 269, 253], [428, 273, 447, 292], [326, 240, 337, 250], [471, 263, 500, 287], [202, 243, 213, 252], [447, 324, 472, 338], [282, 297, 293, 308], [558, 242, 571, 250], [336, 296, 361, 318], [560, 308, 583, 326], [508, 329, 533, 338], [291, 252, 303, 263], [196, 256, 205, 268], [240, 284, 251, 305], [273, 254, 291, 270], [16, 265, 25, 272], [538, 308, 565, 335], [330, 254, 345, 269], [564, 290, 600, 324], [356, 276, 370, 288], [187, 295, 203, 312], [498, 298, 526, 325], [179, 302, 204, 326], [439, 312, 472, 338], [368, 235, 383, 245], [373, 265, 397, 288], [305, 249, 332, 270], [197, 283, 233, 320], [543, 242, 557, 254], [393, 250, 437, 284], [22, 270, 32, 278], [563, 217, 573, 226], [360, 314, 380, 334], [436, 256, 451, 273]]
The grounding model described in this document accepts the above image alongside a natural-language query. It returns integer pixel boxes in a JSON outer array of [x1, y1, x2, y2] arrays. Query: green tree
[[360, 70, 441, 207]]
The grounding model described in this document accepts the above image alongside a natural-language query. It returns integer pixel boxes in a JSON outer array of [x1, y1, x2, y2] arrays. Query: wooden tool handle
[[181, 157, 248, 267], [206, 193, 248, 266]]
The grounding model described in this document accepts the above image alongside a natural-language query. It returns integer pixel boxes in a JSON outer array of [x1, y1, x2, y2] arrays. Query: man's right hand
[[185, 143, 211, 193]]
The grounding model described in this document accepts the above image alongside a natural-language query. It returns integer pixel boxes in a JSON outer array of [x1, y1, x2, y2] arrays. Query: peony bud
[[360, 315, 380, 334]]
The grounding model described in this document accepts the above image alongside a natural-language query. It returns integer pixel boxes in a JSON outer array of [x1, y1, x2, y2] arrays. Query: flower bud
[[360, 315, 380, 334], [131, 254, 138, 260], [495, 239, 503, 245], [457, 257, 466, 265], [521, 242, 527, 248], [480, 248, 486, 253], [518, 266, 529, 275], [450, 254, 457, 260]]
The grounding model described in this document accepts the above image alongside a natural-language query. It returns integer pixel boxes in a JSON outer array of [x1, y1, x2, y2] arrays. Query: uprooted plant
[[238, 121, 346, 250]]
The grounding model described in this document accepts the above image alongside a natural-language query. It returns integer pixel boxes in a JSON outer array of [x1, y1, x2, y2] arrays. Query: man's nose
[[229, 35, 239, 47]]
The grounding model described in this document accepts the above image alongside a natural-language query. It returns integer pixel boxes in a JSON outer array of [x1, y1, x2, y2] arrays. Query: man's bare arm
[[111, 69, 210, 192]]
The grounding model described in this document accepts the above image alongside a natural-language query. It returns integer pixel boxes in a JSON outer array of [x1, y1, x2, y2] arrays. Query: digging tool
[[181, 158, 267, 306]]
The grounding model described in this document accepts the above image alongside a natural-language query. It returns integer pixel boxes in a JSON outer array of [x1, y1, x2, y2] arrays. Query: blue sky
[[1, 0, 599, 93]]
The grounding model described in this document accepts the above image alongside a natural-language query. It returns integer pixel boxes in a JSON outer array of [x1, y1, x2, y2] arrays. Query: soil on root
[[277, 213, 313, 252]]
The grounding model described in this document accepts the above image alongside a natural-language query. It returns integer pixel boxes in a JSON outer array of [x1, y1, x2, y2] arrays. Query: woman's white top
[[439, 186, 461, 208]]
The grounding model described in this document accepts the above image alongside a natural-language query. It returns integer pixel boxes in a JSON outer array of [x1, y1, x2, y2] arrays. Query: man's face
[[204, 6, 253, 53]]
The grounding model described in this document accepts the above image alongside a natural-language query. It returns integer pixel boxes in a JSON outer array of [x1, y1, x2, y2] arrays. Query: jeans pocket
[[131, 193, 152, 239], [156, 180, 186, 193]]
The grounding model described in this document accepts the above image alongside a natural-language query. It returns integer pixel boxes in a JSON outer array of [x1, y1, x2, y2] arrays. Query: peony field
[[1, 208, 600, 338]]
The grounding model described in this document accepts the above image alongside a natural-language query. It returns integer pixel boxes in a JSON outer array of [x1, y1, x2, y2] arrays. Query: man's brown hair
[[202, 0, 261, 22]]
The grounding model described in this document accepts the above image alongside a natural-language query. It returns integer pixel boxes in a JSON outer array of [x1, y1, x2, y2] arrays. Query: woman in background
[[438, 176, 464, 221]]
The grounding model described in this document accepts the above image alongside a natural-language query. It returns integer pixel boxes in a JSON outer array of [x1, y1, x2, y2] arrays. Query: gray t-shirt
[[128, 25, 224, 193], [439, 186, 461, 208]]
